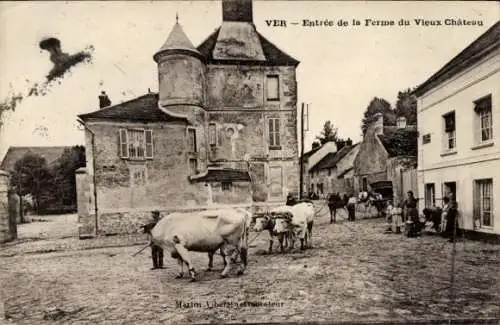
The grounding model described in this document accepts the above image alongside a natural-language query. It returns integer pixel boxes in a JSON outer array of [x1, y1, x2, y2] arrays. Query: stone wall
[[0, 170, 16, 243]]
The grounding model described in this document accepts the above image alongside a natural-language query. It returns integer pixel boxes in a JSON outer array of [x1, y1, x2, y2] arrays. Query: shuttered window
[[268, 118, 280, 148], [145, 130, 153, 158], [425, 183, 435, 208], [119, 129, 154, 159], [119, 129, 128, 158]]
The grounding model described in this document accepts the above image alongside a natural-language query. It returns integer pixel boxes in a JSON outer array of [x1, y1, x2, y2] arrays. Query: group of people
[[385, 190, 460, 242]]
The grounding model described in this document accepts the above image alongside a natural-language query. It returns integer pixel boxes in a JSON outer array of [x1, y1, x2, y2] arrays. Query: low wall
[[92, 201, 284, 236]]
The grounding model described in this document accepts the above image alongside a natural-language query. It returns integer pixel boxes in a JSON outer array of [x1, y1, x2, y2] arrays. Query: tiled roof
[[413, 21, 500, 97], [190, 168, 251, 183], [77, 93, 190, 124], [337, 167, 353, 179], [301, 147, 320, 161], [378, 127, 418, 157], [0, 146, 71, 171], [197, 28, 299, 66], [309, 145, 356, 172], [153, 22, 201, 61]]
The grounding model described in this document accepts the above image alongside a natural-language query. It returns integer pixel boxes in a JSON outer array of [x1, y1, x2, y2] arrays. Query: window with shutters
[[425, 183, 435, 208], [268, 118, 281, 149], [208, 123, 217, 147], [442, 111, 456, 151], [473, 95, 493, 145], [266, 75, 279, 101], [119, 129, 153, 159], [474, 179, 493, 228], [187, 128, 197, 153], [422, 133, 431, 144]]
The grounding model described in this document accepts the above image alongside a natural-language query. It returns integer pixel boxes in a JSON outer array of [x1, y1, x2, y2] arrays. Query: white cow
[[150, 207, 251, 281], [273, 202, 315, 251]]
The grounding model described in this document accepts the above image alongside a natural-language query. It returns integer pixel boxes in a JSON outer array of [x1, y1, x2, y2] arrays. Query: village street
[[1, 208, 499, 325]]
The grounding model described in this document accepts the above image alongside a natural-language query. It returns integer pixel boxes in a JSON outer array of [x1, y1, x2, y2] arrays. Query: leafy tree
[[316, 121, 339, 145], [361, 97, 395, 136], [52, 145, 86, 207], [395, 88, 417, 125], [10, 153, 53, 217]]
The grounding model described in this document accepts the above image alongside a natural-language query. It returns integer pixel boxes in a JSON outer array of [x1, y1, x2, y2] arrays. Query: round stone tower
[[153, 19, 206, 108]]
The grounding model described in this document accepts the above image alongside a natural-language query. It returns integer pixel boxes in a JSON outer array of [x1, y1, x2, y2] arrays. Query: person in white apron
[[391, 199, 403, 234]]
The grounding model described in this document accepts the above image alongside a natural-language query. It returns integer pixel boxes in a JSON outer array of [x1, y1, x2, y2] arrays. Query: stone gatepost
[[76, 167, 95, 238], [0, 170, 17, 243]]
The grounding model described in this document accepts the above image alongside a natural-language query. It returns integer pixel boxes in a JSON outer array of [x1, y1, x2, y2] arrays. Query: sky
[[0, 1, 498, 161]]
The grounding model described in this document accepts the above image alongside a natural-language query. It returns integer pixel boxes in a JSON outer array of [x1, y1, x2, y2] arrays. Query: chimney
[[99, 91, 111, 109], [222, 0, 253, 23], [346, 138, 352, 146], [373, 112, 384, 135]]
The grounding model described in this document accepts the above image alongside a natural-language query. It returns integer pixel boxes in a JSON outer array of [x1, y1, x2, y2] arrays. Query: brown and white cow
[[252, 211, 291, 254], [150, 207, 251, 281], [273, 202, 315, 250]]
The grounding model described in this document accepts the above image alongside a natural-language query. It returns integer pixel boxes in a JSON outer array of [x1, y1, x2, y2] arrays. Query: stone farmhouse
[[76, 0, 300, 236], [353, 113, 418, 204]]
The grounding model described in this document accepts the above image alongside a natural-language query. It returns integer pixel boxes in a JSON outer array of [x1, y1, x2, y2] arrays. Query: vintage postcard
[[0, 1, 499, 324]]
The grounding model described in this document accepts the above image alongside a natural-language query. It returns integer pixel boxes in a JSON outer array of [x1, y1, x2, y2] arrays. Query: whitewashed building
[[414, 21, 500, 237]]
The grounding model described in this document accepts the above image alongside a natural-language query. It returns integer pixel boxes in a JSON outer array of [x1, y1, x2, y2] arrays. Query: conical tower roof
[[154, 20, 201, 61]]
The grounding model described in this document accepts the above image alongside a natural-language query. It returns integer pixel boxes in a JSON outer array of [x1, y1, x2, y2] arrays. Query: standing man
[[401, 191, 418, 223], [346, 194, 357, 222], [142, 210, 164, 270]]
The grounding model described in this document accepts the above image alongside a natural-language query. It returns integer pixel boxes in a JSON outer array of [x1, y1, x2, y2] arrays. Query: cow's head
[[253, 213, 271, 232], [273, 212, 293, 234]]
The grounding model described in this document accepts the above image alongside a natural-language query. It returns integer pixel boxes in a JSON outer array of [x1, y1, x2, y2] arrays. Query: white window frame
[[442, 112, 456, 152], [266, 75, 280, 101], [473, 95, 493, 145], [119, 128, 153, 160], [268, 118, 281, 148], [474, 179, 493, 228]]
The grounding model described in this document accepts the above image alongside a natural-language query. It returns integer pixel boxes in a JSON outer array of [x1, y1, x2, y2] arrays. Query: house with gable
[[307, 141, 359, 197], [76, 0, 300, 236], [353, 112, 418, 204]]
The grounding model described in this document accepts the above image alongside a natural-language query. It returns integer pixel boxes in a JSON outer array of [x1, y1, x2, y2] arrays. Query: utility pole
[[299, 102, 305, 200]]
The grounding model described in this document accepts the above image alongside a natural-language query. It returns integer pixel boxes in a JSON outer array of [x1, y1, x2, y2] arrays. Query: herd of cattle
[[147, 201, 321, 282]]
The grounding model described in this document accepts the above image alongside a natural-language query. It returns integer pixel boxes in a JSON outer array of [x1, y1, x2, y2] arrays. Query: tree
[[395, 88, 417, 125], [361, 97, 395, 136], [10, 153, 53, 217], [51, 145, 86, 208], [316, 121, 339, 145]]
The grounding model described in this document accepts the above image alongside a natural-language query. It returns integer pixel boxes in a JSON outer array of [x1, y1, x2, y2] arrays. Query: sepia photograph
[[0, 0, 499, 324]]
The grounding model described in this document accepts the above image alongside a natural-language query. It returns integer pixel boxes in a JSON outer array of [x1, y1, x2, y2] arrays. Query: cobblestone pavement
[[1, 209, 499, 325]]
